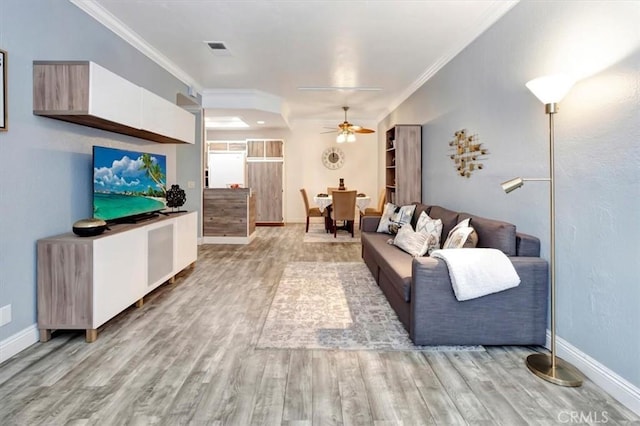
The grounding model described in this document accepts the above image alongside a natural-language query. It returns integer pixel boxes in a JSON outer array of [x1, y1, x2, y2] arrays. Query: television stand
[[37, 212, 198, 343]]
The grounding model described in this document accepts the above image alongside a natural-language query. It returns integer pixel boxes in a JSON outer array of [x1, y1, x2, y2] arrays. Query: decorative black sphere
[[166, 184, 186, 208]]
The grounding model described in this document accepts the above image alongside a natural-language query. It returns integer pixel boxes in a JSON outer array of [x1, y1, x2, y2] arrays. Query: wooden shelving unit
[[385, 125, 422, 206]]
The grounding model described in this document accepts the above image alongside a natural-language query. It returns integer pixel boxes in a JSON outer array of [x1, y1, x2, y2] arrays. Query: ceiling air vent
[[206, 41, 227, 51]]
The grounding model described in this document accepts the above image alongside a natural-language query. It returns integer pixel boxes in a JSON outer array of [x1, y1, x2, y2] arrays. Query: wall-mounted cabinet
[[247, 139, 283, 159], [33, 61, 195, 144]]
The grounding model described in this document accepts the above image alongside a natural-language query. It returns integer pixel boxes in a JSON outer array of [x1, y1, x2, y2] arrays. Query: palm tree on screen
[[139, 153, 166, 195]]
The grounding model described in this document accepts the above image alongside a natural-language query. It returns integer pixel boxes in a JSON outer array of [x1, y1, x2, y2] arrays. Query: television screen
[[93, 146, 167, 222]]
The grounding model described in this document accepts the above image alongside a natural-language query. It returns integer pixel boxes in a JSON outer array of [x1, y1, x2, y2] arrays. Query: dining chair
[[331, 190, 357, 237], [300, 188, 326, 233], [327, 186, 347, 195], [359, 187, 386, 226]]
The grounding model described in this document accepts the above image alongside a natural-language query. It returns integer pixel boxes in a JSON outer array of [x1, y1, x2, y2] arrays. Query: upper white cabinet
[[33, 61, 195, 144], [88, 62, 142, 130], [141, 88, 195, 145]]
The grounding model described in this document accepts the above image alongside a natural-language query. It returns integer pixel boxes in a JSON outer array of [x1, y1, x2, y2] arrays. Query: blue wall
[[381, 1, 640, 387], [0, 0, 196, 342]]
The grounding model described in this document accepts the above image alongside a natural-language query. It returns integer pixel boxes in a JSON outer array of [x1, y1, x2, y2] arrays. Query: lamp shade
[[336, 132, 346, 143], [525, 74, 574, 104], [501, 177, 524, 193], [346, 133, 356, 143]]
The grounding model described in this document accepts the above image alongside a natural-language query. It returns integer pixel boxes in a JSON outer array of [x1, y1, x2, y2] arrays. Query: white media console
[[37, 211, 198, 342]]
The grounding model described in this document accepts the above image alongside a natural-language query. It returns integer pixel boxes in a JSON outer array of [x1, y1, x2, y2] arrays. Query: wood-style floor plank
[[0, 224, 636, 425]]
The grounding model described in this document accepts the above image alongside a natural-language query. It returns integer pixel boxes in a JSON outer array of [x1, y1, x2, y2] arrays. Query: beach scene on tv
[[93, 147, 167, 221]]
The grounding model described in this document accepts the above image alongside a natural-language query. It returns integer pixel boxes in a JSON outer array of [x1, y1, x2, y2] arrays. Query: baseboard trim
[[0, 324, 39, 364], [201, 233, 256, 245], [546, 332, 640, 416]]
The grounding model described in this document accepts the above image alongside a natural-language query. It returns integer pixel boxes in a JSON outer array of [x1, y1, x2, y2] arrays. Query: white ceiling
[[72, 0, 517, 130]]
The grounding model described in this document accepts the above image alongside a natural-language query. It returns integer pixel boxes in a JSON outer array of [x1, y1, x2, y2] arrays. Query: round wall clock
[[322, 147, 345, 170]]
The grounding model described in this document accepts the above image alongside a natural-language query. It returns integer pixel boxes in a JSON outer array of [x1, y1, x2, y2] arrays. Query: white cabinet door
[[175, 212, 198, 272], [88, 62, 142, 129], [141, 89, 195, 144], [92, 227, 147, 328]]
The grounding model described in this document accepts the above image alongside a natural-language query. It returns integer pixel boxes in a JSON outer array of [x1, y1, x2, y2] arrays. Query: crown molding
[[69, 0, 203, 94], [377, 0, 519, 122]]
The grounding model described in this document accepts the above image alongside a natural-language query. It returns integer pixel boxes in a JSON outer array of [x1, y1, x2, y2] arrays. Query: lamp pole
[[525, 102, 582, 387]]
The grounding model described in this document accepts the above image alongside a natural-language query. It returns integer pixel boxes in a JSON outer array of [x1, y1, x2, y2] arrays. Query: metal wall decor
[[448, 129, 487, 178]]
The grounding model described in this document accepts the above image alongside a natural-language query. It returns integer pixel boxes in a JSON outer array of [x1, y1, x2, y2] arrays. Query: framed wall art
[[0, 49, 6, 131]]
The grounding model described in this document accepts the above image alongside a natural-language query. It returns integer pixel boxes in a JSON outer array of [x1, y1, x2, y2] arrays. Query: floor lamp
[[501, 74, 583, 387]]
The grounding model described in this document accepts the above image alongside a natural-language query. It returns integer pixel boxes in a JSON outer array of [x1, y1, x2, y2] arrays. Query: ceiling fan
[[322, 106, 375, 143]]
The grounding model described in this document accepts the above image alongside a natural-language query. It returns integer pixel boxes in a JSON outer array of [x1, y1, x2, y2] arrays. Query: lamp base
[[526, 353, 583, 387]]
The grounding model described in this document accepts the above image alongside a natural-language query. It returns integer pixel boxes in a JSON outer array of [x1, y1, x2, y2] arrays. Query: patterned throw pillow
[[376, 203, 399, 233], [415, 211, 443, 255], [392, 224, 438, 257], [376, 203, 416, 234], [442, 218, 478, 249]]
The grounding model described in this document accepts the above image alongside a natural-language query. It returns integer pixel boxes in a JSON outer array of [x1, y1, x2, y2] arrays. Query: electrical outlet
[[0, 305, 11, 327], [187, 181, 196, 189]]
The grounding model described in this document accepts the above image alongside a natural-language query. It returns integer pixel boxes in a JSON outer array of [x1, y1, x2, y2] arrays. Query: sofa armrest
[[410, 255, 549, 345], [516, 232, 541, 257], [361, 216, 381, 233]]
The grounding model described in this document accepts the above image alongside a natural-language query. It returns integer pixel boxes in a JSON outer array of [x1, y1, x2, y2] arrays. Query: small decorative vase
[[338, 178, 345, 190]]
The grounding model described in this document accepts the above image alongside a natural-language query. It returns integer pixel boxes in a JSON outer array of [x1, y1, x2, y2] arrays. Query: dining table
[[313, 193, 371, 232]]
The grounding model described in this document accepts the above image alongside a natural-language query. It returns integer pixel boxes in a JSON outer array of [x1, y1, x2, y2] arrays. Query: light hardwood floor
[[1, 225, 637, 425]]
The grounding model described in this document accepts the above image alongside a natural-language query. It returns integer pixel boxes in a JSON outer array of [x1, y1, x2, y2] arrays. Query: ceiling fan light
[[336, 133, 347, 143], [346, 133, 356, 143]]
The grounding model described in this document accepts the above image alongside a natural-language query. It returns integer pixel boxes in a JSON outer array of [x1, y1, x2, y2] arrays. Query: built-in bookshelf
[[385, 125, 422, 205]]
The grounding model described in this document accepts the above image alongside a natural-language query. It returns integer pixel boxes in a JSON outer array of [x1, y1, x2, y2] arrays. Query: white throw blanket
[[430, 248, 520, 301]]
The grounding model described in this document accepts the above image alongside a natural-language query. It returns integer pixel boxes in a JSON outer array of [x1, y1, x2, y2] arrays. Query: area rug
[[257, 262, 484, 352], [302, 223, 361, 243]]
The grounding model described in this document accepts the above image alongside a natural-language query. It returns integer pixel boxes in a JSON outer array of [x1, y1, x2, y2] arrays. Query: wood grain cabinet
[[202, 188, 256, 243], [246, 139, 284, 225], [37, 212, 198, 343], [33, 61, 195, 144], [385, 125, 422, 205]]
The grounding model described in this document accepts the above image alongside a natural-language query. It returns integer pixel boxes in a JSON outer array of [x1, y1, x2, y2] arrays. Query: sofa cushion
[[428, 206, 459, 245], [363, 232, 413, 302], [458, 213, 517, 256]]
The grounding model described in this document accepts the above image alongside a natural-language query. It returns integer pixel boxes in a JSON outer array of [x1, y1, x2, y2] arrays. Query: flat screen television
[[93, 146, 167, 222]]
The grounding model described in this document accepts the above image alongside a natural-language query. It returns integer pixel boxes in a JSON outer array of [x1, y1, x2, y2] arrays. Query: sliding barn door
[[247, 161, 283, 224]]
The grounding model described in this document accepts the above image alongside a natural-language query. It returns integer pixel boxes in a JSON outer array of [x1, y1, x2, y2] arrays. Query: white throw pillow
[[415, 211, 443, 255], [393, 224, 437, 257], [442, 218, 478, 249]]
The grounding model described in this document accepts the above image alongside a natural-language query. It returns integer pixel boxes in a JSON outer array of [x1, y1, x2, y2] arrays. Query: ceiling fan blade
[[355, 128, 375, 134], [320, 130, 337, 134]]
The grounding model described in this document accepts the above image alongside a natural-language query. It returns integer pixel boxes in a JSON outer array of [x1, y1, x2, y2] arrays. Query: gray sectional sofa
[[361, 203, 549, 346]]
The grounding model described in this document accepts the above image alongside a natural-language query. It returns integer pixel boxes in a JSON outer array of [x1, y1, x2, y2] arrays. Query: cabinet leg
[[86, 329, 98, 343], [135, 298, 144, 308], [39, 329, 52, 343], [169, 276, 176, 284]]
